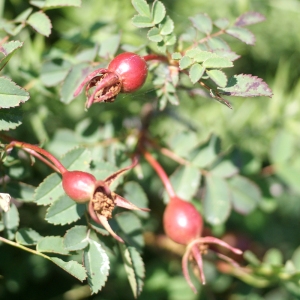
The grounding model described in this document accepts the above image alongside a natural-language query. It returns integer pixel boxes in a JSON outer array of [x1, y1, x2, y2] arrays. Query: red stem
[[6, 141, 67, 174], [143, 54, 169, 63], [142, 150, 176, 198]]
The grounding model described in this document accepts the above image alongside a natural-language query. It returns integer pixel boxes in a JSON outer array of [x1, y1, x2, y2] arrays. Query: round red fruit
[[108, 52, 148, 93], [62, 171, 96, 203]]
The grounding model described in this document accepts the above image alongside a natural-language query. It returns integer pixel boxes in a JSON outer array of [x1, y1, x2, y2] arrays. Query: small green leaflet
[[3, 203, 20, 240], [37, 236, 70, 255], [234, 12, 265, 27], [64, 225, 89, 251], [50, 257, 87, 282], [27, 11, 52, 37], [0, 107, 23, 131], [119, 244, 145, 298], [0, 40, 23, 71], [0, 77, 30, 109], [189, 13, 213, 35], [226, 27, 255, 45], [83, 240, 110, 294], [15, 228, 43, 246], [30, 0, 81, 9]]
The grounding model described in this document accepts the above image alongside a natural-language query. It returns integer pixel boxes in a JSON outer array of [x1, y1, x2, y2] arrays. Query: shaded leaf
[[263, 248, 283, 265], [4, 182, 35, 202], [15, 228, 43, 245], [0, 40, 23, 71], [203, 174, 231, 225], [210, 160, 239, 178], [190, 13, 212, 34], [40, 59, 72, 87], [0, 77, 30, 109], [46, 195, 86, 225], [120, 244, 145, 298], [50, 257, 87, 282], [15, 8, 33, 22], [83, 240, 110, 294], [207, 69, 228, 88], [234, 12, 265, 27], [189, 63, 205, 84], [219, 74, 273, 97], [151, 0, 166, 25], [98, 34, 121, 58], [64, 225, 89, 251], [0, 107, 23, 130], [228, 175, 261, 214], [37, 236, 69, 255], [131, 0, 151, 17], [226, 27, 255, 45], [27, 11, 52, 37], [3, 203, 19, 239]]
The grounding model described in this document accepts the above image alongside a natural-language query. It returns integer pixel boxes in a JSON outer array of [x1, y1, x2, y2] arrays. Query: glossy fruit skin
[[108, 52, 148, 93], [163, 197, 203, 245], [62, 171, 96, 203]]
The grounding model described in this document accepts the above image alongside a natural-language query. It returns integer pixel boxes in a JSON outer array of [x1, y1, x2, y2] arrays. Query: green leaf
[[147, 27, 163, 42], [171, 52, 182, 60], [64, 225, 89, 251], [263, 248, 283, 265], [50, 257, 87, 282], [114, 212, 144, 250], [120, 244, 145, 298], [160, 16, 174, 35], [0, 40, 23, 71], [234, 12, 265, 27], [203, 57, 233, 69], [270, 130, 295, 164], [15, 228, 43, 245], [193, 51, 214, 62], [228, 175, 261, 214], [3, 203, 19, 239], [60, 62, 91, 104], [46, 195, 86, 225], [37, 236, 69, 255], [166, 165, 201, 202], [203, 174, 231, 225], [163, 33, 176, 46], [179, 56, 193, 70], [98, 34, 121, 58], [206, 69, 228, 88], [189, 135, 220, 168], [151, 0, 166, 25], [30, 0, 81, 9], [132, 0, 151, 17], [210, 160, 238, 178], [83, 240, 110, 294], [0, 77, 30, 109], [207, 37, 230, 51], [123, 181, 149, 218], [34, 173, 64, 205], [226, 27, 255, 45], [27, 11, 52, 37], [189, 63, 205, 84], [14, 8, 33, 22], [292, 247, 300, 270], [219, 74, 273, 97], [40, 59, 72, 87], [61, 147, 92, 171], [190, 13, 212, 34], [214, 18, 230, 29], [131, 15, 153, 28], [244, 250, 261, 266], [0, 107, 23, 130], [274, 164, 300, 194]]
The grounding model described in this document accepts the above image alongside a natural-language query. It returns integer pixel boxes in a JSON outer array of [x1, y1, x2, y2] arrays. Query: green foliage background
[[1, 0, 300, 299]]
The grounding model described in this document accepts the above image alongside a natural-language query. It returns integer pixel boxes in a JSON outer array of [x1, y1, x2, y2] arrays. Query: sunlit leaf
[[0, 40, 23, 71], [179, 56, 193, 70], [27, 11, 52, 37], [0, 107, 23, 130], [132, 0, 151, 17], [189, 63, 205, 84], [147, 27, 163, 42], [214, 18, 230, 29], [207, 69, 228, 88], [64, 225, 89, 251], [219, 74, 273, 97], [37, 236, 70, 255], [151, 0, 166, 25], [46, 195, 86, 225], [160, 16, 174, 35], [120, 244, 145, 298], [132, 15, 153, 28], [234, 12, 265, 27], [0, 77, 30, 109], [203, 57, 233, 69], [3, 203, 19, 240], [30, 0, 81, 9], [83, 239, 110, 294], [226, 27, 255, 45]]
